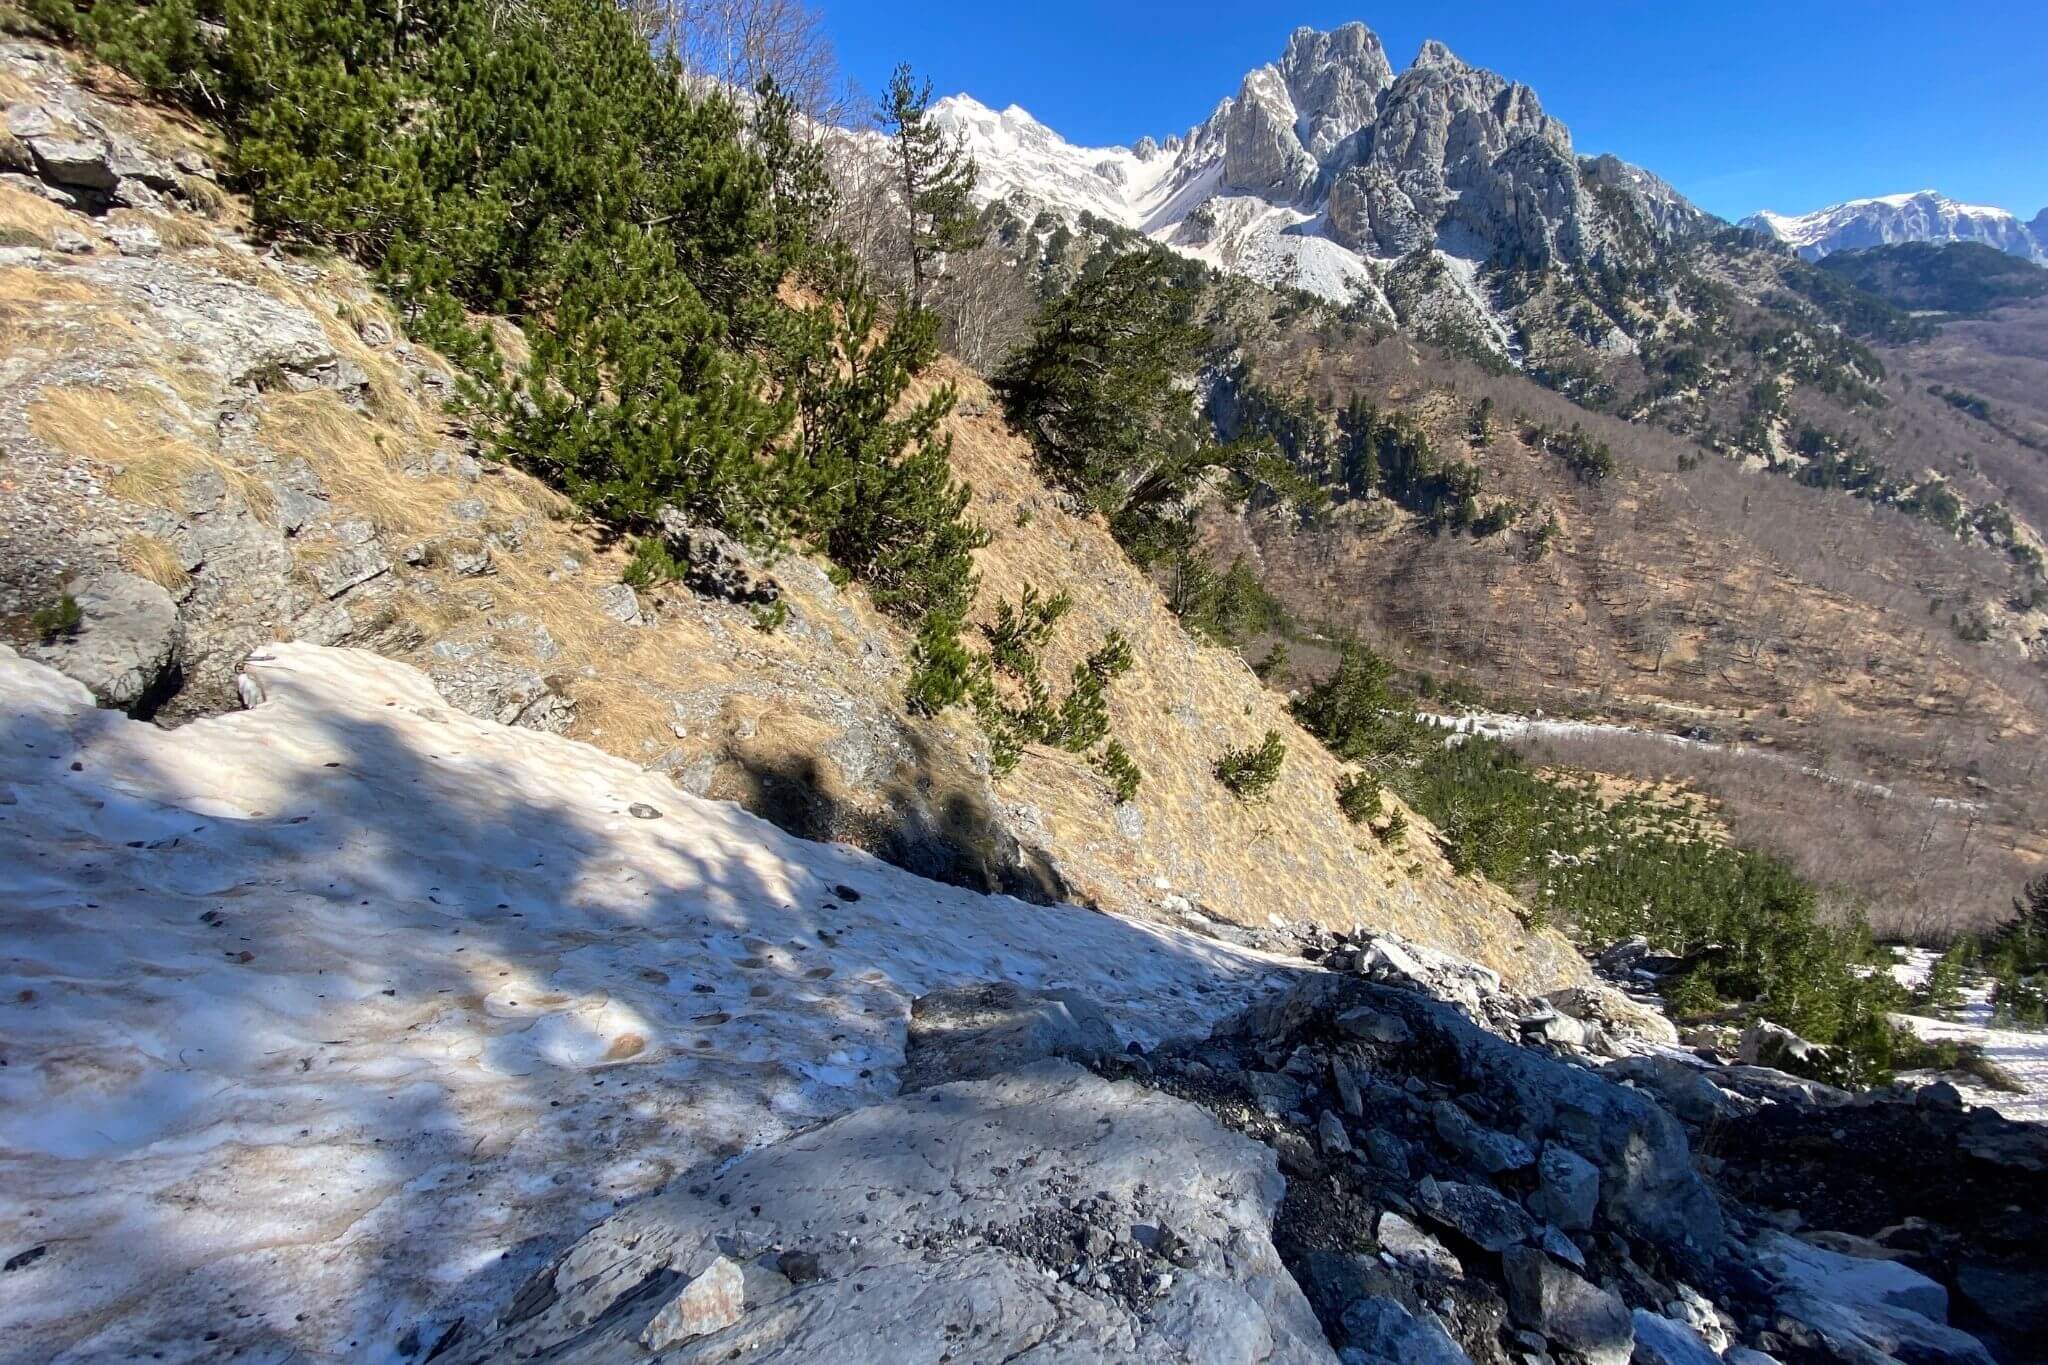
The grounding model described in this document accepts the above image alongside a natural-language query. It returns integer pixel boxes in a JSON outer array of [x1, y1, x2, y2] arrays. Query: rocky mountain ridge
[[1741, 190, 2048, 265], [928, 23, 1715, 307]]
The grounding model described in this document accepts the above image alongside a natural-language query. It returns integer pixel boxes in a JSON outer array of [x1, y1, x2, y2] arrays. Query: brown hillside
[[1209, 324, 2048, 935], [0, 34, 1588, 991]]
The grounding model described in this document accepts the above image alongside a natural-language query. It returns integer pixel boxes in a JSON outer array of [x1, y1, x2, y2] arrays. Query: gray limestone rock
[[1246, 1069, 1307, 1117], [1755, 1232, 1948, 1321], [656, 509, 781, 606], [1330, 1055, 1365, 1116], [1337, 1005, 1414, 1045], [1629, 1310, 1721, 1365], [1431, 1099, 1534, 1173], [1218, 24, 1395, 200], [310, 543, 391, 600], [27, 135, 117, 191], [1374, 1211, 1461, 1279], [1414, 1176, 1535, 1252], [597, 583, 642, 625], [1738, 1020, 1835, 1082], [30, 572, 181, 712], [452, 1060, 1336, 1364], [1339, 1297, 1472, 1365], [1263, 978, 1725, 1275], [1501, 1247, 1632, 1365], [1528, 1142, 1599, 1232], [1600, 1055, 1741, 1127], [1362, 1128, 1411, 1179], [899, 981, 1120, 1092]]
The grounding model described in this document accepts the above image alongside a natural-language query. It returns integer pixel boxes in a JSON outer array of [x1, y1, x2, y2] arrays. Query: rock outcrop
[[1329, 41, 1585, 267], [26, 570, 180, 712], [1217, 23, 1394, 199], [455, 1059, 1336, 1363], [899, 979, 1122, 1090]]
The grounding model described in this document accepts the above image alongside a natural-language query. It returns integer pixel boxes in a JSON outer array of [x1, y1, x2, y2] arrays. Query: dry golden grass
[[0, 265, 98, 301], [174, 173, 236, 223], [29, 385, 275, 521], [0, 266, 144, 355], [0, 183, 76, 248], [254, 270, 436, 430], [120, 532, 190, 596], [259, 390, 447, 538], [0, 63, 34, 105], [249, 377, 666, 730], [920, 360, 1591, 990], [359, 587, 471, 656], [486, 316, 532, 374], [130, 206, 221, 251]]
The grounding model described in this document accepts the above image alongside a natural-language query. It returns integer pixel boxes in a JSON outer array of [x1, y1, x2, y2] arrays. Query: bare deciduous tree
[[825, 137, 905, 283], [624, 0, 849, 119], [930, 241, 1036, 373]]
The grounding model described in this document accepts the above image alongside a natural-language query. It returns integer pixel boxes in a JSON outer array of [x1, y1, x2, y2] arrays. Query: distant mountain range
[[924, 27, 2048, 307], [925, 23, 1713, 308], [907, 18, 2046, 390], [1741, 191, 2048, 265]]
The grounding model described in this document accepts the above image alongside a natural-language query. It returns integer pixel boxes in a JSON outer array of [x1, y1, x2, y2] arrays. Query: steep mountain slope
[[1817, 240, 2048, 315], [0, 30, 1587, 989], [873, 20, 2048, 942], [1199, 288, 2048, 936], [1743, 191, 2048, 264]]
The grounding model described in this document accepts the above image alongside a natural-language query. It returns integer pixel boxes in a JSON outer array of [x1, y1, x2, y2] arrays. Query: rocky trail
[[4, 643, 2044, 1364]]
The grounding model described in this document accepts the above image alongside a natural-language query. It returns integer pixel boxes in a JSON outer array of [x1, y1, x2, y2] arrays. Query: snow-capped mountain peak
[[928, 94, 1190, 232], [1740, 189, 2047, 264], [920, 23, 1712, 311]]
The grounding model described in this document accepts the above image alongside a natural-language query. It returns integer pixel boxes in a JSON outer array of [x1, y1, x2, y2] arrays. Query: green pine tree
[[878, 64, 982, 307], [994, 250, 1211, 539], [775, 254, 985, 624]]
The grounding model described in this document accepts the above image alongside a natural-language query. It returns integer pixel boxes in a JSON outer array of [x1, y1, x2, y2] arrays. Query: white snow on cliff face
[[0, 643, 1295, 1363], [1742, 190, 2048, 263], [929, 95, 1192, 232], [927, 91, 1402, 307]]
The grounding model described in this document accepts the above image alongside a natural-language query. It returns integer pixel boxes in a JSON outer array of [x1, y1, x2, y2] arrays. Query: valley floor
[[0, 643, 1296, 1363]]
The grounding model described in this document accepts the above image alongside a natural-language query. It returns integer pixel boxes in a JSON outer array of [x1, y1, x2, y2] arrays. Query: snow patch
[[0, 643, 1296, 1361], [1889, 948, 2048, 1125]]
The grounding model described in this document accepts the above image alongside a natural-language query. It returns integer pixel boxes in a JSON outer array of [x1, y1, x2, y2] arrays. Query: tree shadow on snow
[[0, 655, 1285, 1363]]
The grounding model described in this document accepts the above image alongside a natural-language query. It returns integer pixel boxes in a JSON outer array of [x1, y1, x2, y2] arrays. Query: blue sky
[[820, 2, 2048, 223]]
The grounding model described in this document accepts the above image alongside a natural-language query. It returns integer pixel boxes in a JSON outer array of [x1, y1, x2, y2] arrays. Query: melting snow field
[[0, 644, 1297, 1363], [1887, 949, 2048, 1125]]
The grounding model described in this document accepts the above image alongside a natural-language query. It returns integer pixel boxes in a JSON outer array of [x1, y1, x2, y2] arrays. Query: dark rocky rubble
[[444, 955, 2042, 1364]]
